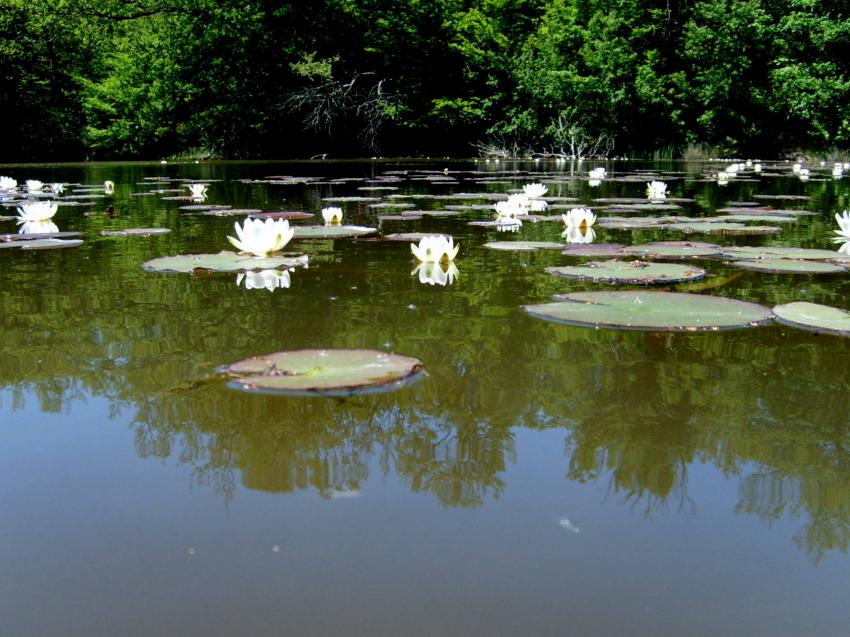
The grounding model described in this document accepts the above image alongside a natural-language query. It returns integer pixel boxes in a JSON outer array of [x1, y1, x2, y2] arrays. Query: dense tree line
[[2, 0, 849, 161]]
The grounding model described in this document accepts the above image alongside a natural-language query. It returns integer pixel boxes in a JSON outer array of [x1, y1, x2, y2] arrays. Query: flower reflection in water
[[412, 261, 459, 286], [19, 220, 60, 235], [235, 269, 292, 292]]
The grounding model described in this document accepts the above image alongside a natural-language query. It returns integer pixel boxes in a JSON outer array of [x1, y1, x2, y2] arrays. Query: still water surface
[[1, 160, 849, 636]]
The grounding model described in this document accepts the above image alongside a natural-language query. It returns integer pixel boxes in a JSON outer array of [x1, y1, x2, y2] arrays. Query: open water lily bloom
[[563, 225, 596, 244], [833, 210, 850, 243], [19, 220, 59, 235], [188, 183, 208, 198], [227, 217, 294, 257], [412, 261, 459, 286], [646, 180, 667, 200], [26, 180, 44, 192], [0, 176, 17, 191], [236, 269, 291, 292], [522, 183, 547, 198], [51, 183, 64, 194], [561, 207, 596, 231], [589, 167, 606, 180], [321, 206, 343, 225], [104, 180, 115, 194], [410, 235, 459, 263], [16, 201, 58, 222]]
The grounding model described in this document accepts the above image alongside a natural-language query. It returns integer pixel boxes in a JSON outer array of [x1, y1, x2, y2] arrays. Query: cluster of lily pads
[[3, 161, 850, 394]]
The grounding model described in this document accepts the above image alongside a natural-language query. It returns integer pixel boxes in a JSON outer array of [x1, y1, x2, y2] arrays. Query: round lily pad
[[667, 222, 781, 235], [1, 231, 82, 241], [201, 208, 262, 217], [250, 211, 314, 220], [524, 291, 773, 331], [142, 251, 308, 273], [731, 258, 846, 274], [561, 244, 627, 257], [622, 241, 723, 259], [220, 349, 425, 395], [178, 204, 231, 211], [0, 238, 84, 250], [101, 228, 171, 237], [546, 260, 706, 285], [773, 301, 850, 336], [379, 214, 422, 221], [384, 232, 448, 242], [484, 241, 565, 252], [292, 225, 377, 239], [719, 246, 844, 261]]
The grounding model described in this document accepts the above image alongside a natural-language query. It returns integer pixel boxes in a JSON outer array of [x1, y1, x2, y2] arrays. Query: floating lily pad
[[720, 246, 843, 261], [292, 225, 377, 239], [546, 260, 706, 285], [384, 232, 447, 242], [100, 228, 171, 237], [773, 301, 850, 336], [484, 241, 565, 252], [250, 211, 314, 220], [201, 208, 262, 217], [525, 291, 773, 331], [561, 243, 627, 257], [666, 222, 781, 236], [731, 258, 846, 274], [220, 349, 425, 395], [142, 251, 308, 273], [622, 241, 724, 259], [718, 214, 797, 223], [379, 214, 422, 221], [321, 196, 380, 202], [1, 231, 82, 241], [0, 238, 84, 250], [178, 204, 231, 211]]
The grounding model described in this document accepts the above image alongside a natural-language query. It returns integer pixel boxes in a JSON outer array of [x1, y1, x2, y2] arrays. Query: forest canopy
[[2, 0, 849, 161]]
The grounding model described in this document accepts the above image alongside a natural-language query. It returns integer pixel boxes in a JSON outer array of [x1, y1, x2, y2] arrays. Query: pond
[[1, 159, 849, 636]]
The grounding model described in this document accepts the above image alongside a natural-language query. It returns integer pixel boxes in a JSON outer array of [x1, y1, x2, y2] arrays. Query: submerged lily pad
[[292, 225, 377, 239], [100, 228, 171, 237], [546, 260, 706, 285], [773, 301, 850, 336], [731, 258, 846, 274], [220, 349, 425, 395], [525, 291, 773, 331], [142, 251, 308, 273], [484, 240, 565, 252]]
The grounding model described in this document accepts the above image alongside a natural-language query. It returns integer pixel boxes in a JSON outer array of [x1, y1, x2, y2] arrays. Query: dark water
[[1, 160, 849, 636]]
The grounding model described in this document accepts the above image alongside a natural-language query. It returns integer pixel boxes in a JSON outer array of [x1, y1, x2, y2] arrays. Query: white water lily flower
[[236, 269, 291, 292], [563, 224, 596, 244], [16, 201, 58, 222], [717, 172, 730, 185], [412, 261, 459, 286], [523, 183, 547, 198], [507, 192, 532, 215], [833, 210, 850, 243], [561, 207, 596, 231], [588, 178, 602, 187], [26, 180, 44, 192], [753, 163, 762, 173], [724, 164, 738, 176], [19, 220, 59, 235], [104, 180, 114, 194], [227, 217, 294, 256], [799, 168, 810, 181], [321, 206, 343, 225], [646, 180, 667, 200], [833, 164, 843, 178], [792, 163, 802, 174], [0, 176, 17, 191], [494, 198, 525, 220], [589, 167, 606, 180], [745, 159, 753, 167], [51, 182, 64, 194], [410, 234, 459, 263], [188, 183, 208, 198]]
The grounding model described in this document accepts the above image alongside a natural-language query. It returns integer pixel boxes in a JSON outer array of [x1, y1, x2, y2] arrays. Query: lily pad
[[379, 214, 423, 221], [561, 243, 627, 257], [1, 231, 82, 241], [719, 246, 844, 261], [773, 301, 850, 336], [142, 251, 308, 273], [666, 222, 781, 236], [525, 291, 773, 331], [100, 228, 172, 237], [220, 349, 425, 395], [731, 258, 846, 274], [178, 204, 231, 211], [484, 241, 565, 252], [292, 225, 377, 239], [546, 260, 706, 285], [0, 238, 84, 250], [622, 241, 724, 259], [201, 208, 262, 217], [384, 232, 448, 242], [250, 211, 314, 220]]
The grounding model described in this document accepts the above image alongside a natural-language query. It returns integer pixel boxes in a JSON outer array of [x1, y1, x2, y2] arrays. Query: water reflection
[[0, 161, 849, 563]]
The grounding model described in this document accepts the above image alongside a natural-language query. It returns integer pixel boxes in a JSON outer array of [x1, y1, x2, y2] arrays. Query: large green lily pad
[[546, 260, 706, 285], [142, 251, 308, 273], [561, 244, 627, 257], [220, 349, 425, 395], [666, 222, 781, 236], [773, 301, 850, 336], [485, 241, 565, 252], [525, 291, 773, 331], [0, 238, 84, 250], [731, 258, 846, 274], [719, 246, 845, 261], [292, 225, 377, 239]]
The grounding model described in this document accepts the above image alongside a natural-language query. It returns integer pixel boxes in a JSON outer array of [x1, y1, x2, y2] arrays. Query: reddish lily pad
[[525, 291, 773, 331], [220, 349, 425, 395]]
